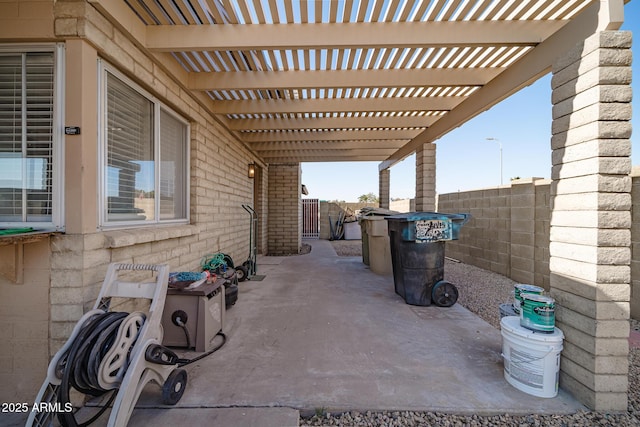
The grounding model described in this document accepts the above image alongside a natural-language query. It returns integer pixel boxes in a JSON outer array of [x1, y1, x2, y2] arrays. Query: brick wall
[[268, 164, 301, 255], [45, 2, 260, 355]]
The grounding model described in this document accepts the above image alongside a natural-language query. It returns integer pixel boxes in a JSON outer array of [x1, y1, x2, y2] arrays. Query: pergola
[[96, 0, 606, 164], [91, 0, 632, 412]]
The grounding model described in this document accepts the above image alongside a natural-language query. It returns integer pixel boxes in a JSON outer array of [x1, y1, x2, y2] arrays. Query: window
[[0, 46, 63, 229], [99, 63, 189, 227]]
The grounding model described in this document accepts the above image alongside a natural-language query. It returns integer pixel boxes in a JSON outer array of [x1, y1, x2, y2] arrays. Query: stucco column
[[549, 31, 632, 411], [415, 143, 436, 211], [379, 169, 390, 209], [267, 163, 302, 255], [65, 39, 98, 233]]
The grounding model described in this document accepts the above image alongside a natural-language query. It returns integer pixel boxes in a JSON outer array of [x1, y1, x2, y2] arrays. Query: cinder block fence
[[438, 170, 640, 320]]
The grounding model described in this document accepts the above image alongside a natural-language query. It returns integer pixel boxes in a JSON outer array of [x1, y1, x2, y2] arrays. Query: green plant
[[314, 406, 327, 418]]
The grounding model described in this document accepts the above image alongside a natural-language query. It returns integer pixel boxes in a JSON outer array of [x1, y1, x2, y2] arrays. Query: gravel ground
[[330, 240, 363, 256], [305, 241, 640, 427]]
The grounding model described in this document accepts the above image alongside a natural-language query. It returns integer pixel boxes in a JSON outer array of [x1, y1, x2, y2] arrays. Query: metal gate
[[302, 198, 320, 239]]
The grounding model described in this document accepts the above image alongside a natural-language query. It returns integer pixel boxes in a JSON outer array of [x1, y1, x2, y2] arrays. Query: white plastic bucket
[[500, 316, 564, 398]]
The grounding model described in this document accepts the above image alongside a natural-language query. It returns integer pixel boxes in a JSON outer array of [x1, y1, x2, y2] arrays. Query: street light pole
[[486, 137, 503, 185]]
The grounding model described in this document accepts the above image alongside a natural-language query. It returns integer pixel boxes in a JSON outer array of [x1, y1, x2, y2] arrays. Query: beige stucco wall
[[0, 0, 266, 403], [0, 240, 51, 402]]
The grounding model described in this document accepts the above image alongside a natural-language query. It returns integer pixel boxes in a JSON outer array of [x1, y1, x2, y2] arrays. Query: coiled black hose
[[56, 311, 137, 427]]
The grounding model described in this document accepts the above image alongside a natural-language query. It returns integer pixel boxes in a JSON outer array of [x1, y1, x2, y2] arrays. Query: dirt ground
[[330, 239, 363, 256]]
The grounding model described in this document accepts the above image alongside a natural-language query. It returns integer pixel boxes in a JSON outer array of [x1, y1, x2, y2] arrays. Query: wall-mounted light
[[248, 163, 255, 178]]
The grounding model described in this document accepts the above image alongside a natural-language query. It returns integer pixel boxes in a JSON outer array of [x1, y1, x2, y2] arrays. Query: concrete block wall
[[319, 202, 378, 240], [379, 169, 390, 209], [632, 166, 640, 319], [443, 30, 636, 411], [268, 163, 301, 255], [389, 198, 414, 213], [415, 143, 436, 211], [255, 165, 269, 255], [534, 181, 551, 289], [438, 184, 514, 278], [440, 171, 640, 320], [549, 31, 632, 411]]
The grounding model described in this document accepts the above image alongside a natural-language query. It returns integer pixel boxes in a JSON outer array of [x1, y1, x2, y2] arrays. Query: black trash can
[[385, 212, 469, 307]]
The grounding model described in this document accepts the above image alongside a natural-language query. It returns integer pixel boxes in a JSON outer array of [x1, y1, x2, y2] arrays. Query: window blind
[[160, 109, 186, 220], [106, 72, 154, 222], [0, 52, 54, 223]]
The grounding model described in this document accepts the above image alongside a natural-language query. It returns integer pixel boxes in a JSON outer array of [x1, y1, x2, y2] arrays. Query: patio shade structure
[[87, 0, 632, 413], [93, 0, 616, 165]]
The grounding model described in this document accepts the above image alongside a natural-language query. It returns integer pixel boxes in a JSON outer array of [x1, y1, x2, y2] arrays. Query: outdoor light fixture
[[248, 163, 255, 178]]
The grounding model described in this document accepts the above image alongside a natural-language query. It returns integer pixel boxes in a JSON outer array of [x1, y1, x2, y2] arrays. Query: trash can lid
[[384, 211, 470, 223]]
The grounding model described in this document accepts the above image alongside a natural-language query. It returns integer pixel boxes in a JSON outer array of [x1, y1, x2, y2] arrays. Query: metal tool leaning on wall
[[26, 263, 228, 427]]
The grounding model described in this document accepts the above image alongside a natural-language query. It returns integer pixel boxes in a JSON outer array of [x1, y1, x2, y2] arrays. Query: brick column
[[549, 31, 632, 411], [415, 143, 436, 211], [379, 169, 390, 209], [268, 163, 302, 255]]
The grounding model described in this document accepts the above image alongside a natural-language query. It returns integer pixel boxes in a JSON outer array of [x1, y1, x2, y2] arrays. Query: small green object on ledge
[[0, 227, 34, 236]]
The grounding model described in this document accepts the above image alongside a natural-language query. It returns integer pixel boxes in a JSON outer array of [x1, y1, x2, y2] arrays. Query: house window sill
[[0, 228, 60, 247], [103, 224, 199, 249]]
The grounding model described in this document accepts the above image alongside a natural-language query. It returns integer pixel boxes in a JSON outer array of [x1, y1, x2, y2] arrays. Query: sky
[[301, 1, 640, 201]]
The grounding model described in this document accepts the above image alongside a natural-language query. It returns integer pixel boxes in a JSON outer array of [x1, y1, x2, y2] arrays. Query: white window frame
[[0, 43, 65, 231], [97, 60, 190, 229]]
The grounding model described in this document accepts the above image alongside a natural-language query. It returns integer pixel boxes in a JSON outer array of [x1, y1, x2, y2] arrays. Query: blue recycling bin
[[385, 212, 469, 307]]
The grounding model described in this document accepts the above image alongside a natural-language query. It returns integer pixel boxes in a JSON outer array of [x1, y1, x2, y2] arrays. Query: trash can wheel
[[432, 280, 458, 307]]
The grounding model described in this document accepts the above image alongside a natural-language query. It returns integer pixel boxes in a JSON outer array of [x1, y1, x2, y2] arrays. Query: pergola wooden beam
[[146, 20, 565, 51], [212, 97, 461, 114], [260, 151, 394, 162], [259, 148, 397, 158], [241, 129, 418, 142], [252, 140, 408, 151], [189, 68, 500, 91], [228, 116, 438, 131]]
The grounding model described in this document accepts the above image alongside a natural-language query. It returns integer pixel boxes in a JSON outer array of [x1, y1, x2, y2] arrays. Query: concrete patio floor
[[131, 239, 585, 424], [4, 239, 586, 427]]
